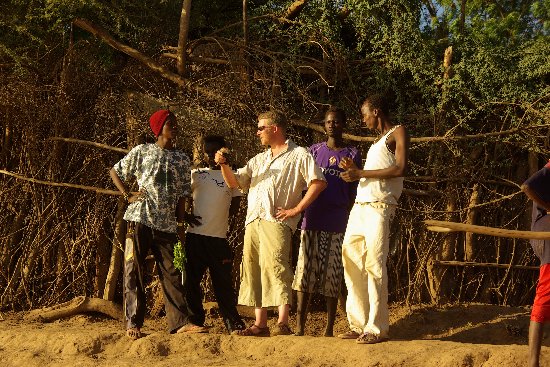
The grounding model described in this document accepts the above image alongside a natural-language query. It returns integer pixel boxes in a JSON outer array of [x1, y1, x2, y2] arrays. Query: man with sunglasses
[[215, 111, 327, 337]]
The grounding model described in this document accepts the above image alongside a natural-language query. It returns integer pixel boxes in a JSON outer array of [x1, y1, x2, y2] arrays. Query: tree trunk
[[95, 218, 112, 299], [460, 0, 467, 34], [177, 0, 192, 76], [427, 46, 455, 305], [0, 198, 31, 309], [102, 199, 126, 301], [464, 183, 479, 261], [1, 120, 12, 169], [240, 0, 250, 83]]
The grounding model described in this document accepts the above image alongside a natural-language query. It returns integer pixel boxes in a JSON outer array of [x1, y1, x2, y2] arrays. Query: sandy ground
[[1, 303, 549, 367]]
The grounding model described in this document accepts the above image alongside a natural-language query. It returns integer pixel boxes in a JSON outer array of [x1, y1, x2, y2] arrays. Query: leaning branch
[[49, 137, 129, 154], [0, 169, 120, 196], [424, 219, 550, 240], [291, 119, 550, 143], [72, 18, 249, 111], [431, 260, 538, 271]]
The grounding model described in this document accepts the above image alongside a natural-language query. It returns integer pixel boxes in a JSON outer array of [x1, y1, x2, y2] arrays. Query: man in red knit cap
[[110, 109, 204, 339]]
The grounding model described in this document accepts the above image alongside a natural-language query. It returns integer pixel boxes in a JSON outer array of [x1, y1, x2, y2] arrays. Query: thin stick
[[0, 169, 120, 196], [432, 260, 538, 271], [49, 137, 129, 153], [424, 220, 550, 240]]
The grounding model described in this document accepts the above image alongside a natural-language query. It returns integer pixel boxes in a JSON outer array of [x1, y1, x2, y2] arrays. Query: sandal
[[177, 323, 208, 334], [126, 327, 142, 340], [271, 323, 293, 336], [233, 324, 270, 337], [355, 332, 388, 344], [337, 330, 360, 339]]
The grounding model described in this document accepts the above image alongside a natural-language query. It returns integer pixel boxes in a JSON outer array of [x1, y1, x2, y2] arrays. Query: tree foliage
[[0, 0, 549, 310]]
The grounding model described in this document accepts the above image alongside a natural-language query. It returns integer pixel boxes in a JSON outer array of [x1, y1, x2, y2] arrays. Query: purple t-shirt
[[301, 142, 362, 233]]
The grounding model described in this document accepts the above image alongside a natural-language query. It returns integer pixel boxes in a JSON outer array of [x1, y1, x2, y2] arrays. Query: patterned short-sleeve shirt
[[113, 143, 191, 233]]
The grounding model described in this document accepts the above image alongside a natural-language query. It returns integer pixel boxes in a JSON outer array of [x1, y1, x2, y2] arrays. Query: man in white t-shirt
[[184, 135, 245, 334]]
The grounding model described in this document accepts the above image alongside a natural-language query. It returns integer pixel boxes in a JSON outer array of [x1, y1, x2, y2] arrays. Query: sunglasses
[[257, 125, 272, 132]]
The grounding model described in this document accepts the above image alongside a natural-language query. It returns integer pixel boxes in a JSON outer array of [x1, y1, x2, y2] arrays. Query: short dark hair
[[203, 135, 226, 151], [258, 111, 287, 130], [325, 106, 346, 125], [363, 94, 390, 115]]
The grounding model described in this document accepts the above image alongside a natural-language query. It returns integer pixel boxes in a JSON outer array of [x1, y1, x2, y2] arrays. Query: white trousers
[[342, 202, 394, 337]]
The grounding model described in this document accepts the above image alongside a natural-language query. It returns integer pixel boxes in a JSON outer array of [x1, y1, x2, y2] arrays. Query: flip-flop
[[337, 330, 360, 339], [126, 327, 142, 340], [355, 332, 388, 344]]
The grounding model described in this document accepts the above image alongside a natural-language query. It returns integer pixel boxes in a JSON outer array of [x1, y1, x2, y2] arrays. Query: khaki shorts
[[238, 219, 293, 307]]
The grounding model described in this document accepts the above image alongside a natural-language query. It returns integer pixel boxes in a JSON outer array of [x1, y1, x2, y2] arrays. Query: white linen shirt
[[234, 139, 325, 231]]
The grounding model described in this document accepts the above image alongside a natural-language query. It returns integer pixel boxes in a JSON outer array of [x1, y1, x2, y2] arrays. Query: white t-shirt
[[186, 168, 242, 238]]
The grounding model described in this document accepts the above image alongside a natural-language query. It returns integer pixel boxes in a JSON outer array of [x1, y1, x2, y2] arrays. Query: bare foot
[[126, 327, 141, 340]]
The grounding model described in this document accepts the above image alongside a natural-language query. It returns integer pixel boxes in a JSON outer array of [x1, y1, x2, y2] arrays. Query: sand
[[1, 303, 549, 367]]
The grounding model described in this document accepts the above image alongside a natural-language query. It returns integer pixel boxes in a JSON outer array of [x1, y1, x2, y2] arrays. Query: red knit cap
[[149, 110, 171, 137]]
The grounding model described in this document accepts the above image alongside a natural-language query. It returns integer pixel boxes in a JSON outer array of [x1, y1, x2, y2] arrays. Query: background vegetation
[[0, 0, 549, 312]]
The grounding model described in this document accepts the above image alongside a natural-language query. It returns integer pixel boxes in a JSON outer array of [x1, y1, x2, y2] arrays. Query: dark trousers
[[184, 232, 244, 331], [124, 222, 189, 333]]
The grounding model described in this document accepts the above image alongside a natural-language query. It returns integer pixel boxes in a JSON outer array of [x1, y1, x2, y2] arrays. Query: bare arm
[[109, 168, 144, 203], [176, 197, 187, 241], [340, 126, 409, 182], [182, 196, 202, 227], [522, 183, 550, 212], [275, 179, 327, 220], [214, 151, 241, 189]]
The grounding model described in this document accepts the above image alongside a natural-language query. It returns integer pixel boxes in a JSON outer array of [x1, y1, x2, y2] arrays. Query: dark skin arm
[[183, 196, 202, 227], [340, 126, 409, 181], [176, 197, 188, 241], [521, 183, 550, 212], [109, 168, 146, 203]]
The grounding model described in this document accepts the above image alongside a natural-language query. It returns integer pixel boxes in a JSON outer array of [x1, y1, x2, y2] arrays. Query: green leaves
[[173, 240, 186, 273]]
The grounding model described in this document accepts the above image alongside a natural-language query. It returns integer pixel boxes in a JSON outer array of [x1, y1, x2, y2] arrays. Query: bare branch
[[72, 18, 249, 111], [424, 219, 550, 240], [432, 260, 537, 271], [0, 169, 120, 196], [49, 137, 128, 154], [291, 119, 550, 143]]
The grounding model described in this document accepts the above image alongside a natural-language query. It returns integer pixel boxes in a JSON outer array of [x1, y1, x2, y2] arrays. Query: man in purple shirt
[[292, 106, 362, 336]]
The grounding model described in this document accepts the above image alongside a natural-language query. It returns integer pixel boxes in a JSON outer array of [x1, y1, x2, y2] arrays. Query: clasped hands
[[339, 157, 362, 182]]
